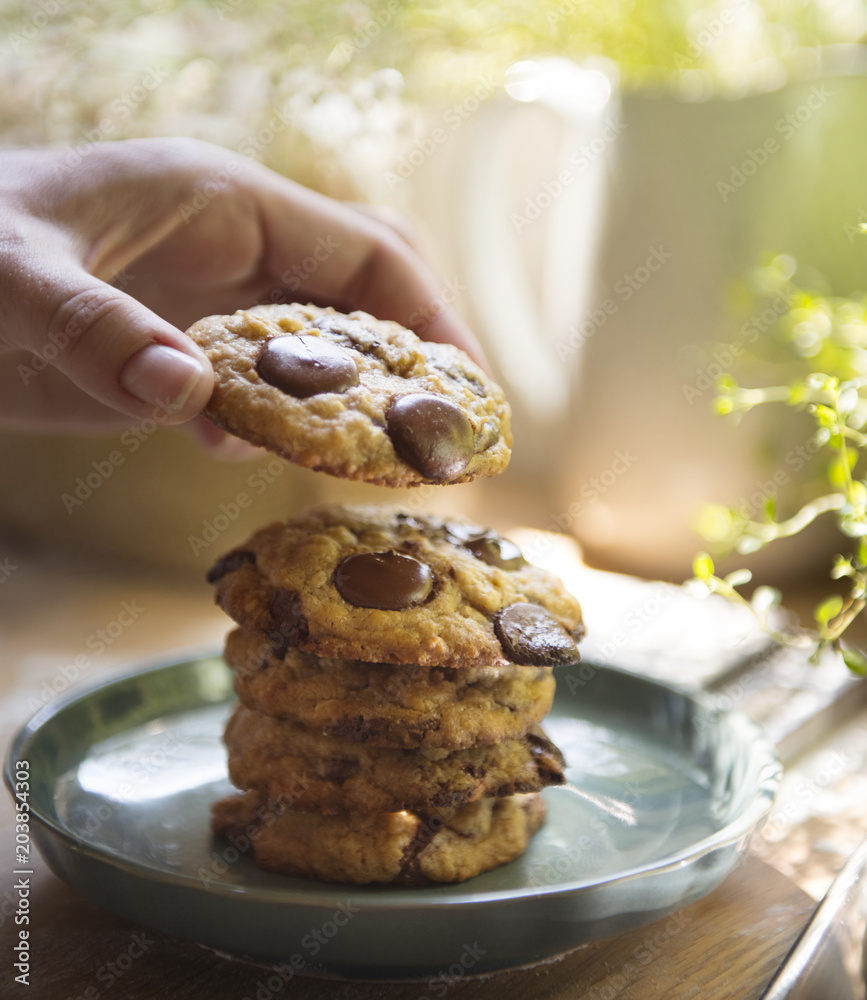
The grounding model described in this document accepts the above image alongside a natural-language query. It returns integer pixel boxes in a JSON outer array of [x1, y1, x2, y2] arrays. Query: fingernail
[[121, 344, 207, 414]]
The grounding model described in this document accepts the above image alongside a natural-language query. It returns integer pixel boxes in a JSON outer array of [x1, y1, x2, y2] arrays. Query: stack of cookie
[[207, 504, 583, 884], [188, 303, 583, 884]]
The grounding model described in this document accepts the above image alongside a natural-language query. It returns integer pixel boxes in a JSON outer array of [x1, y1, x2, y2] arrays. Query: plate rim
[[4, 646, 782, 911]]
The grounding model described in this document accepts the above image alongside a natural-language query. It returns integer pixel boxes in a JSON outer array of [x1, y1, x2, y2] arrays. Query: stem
[[710, 358, 867, 661], [730, 385, 800, 412], [832, 386, 857, 502], [705, 575, 813, 648], [825, 597, 867, 642], [843, 426, 867, 448], [741, 494, 846, 544]]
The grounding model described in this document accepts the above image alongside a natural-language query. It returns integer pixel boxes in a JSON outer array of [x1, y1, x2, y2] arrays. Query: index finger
[[246, 167, 491, 372]]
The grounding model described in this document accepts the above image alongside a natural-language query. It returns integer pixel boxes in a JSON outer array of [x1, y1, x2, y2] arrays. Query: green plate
[[3, 651, 781, 979]]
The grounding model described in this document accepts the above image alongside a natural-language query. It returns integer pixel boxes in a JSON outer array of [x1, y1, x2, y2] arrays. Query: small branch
[[740, 494, 846, 545]]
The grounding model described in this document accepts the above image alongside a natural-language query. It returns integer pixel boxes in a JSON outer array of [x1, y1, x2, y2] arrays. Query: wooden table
[[0, 532, 855, 999], [0, 848, 814, 1000]]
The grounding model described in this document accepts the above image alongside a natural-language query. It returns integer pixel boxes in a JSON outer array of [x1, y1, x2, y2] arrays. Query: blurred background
[[3, 0, 867, 584]]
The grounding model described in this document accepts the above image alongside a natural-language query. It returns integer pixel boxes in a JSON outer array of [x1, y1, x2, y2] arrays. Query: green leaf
[[831, 556, 853, 580], [829, 452, 855, 489], [841, 647, 867, 675], [692, 552, 714, 579], [695, 504, 735, 543], [751, 586, 781, 615], [850, 408, 867, 431], [736, 536, 765, 554], [771, 254, 796, 279], [724, 568, 752, 588], [815, 595, 843, 627], [839, 510, 867, 537], [813, 404, 837, 429], [814, 426, 831, 447], [838, 387, 859, 416]]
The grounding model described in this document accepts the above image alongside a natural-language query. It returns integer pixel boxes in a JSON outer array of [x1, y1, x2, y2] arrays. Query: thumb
[[4, 262, 213, 425]]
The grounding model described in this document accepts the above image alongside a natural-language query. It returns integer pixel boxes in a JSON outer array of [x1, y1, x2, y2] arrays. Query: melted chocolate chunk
[[474, 416, 501, 452], [328, 715, 440, 745], [321, 758, 362, 783], [205, 549, 255, 584], [462, 533, 526, 570], [311, 314, 378, 352], [525, 727, 567, 783], [395, 512, 429, 534], [386, 394, 473, 481], [267, 588, 309, 646], [398, 810, 440, 881], [439, 520, 482, 543], [257, 335, 358, 398], [440, 521, 526, 569], [493, 603, 580, 666], [334, 552, 433, 610]]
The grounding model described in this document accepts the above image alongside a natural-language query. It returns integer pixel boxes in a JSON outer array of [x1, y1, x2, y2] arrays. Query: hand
[[0, 137, 486, 445]]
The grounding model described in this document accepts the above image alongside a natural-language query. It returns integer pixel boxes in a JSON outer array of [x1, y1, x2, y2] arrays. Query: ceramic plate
[[4, 651, 781, 979]]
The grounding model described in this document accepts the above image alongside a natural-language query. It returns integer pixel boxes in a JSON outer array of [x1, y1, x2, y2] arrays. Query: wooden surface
[[0, 847, 814, 999], [0, 536, 822, 999]]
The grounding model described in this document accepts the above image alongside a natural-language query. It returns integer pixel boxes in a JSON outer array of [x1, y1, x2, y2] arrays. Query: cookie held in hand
[[186, 303, 511, 486]]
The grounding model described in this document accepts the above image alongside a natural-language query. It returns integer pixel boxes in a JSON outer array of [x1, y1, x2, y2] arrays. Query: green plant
[[692, 255, 867, 673], [0, 0, 859, 150]]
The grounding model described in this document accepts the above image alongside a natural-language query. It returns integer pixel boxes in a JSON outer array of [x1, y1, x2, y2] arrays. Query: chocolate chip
[[206, 549, 255, 583], [398, 813, 438, 880], [440, 522, 526, 569], [320, 758, 362, 783], [474, 416, 501, 452], [311, 314, 376, 350], [327, 715, 441, 746], [439, 520, 483, 543], [267, 588, 309, 645], [395, 512, 429, 533], [386, 394, 473, 481], [493, 603, 580, 666], [257, 335, 358, 398], [462, 534, 526, 570], [423, 349, 488, 397], [525, 727, 567, 784], [334, 551, 433, 610]]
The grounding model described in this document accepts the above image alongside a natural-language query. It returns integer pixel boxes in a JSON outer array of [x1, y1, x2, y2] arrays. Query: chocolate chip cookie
[[223, 704, 565, 814], [224, 627, 557, 749], [186, 303, 511, 486], [211, 790, 546, 885], [208, 504, 584, 669]]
